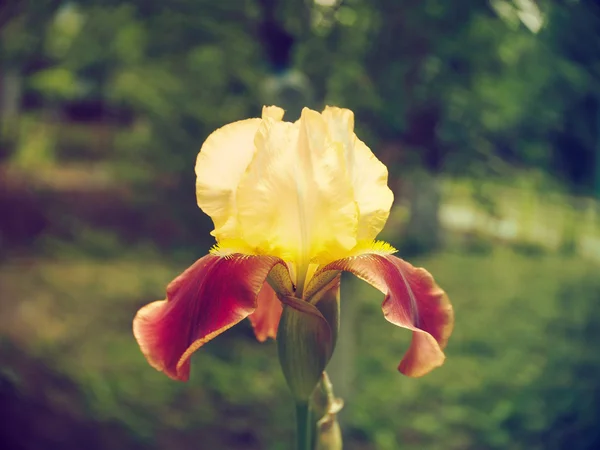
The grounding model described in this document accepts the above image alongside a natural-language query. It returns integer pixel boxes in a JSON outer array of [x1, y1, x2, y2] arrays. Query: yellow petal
[[195, 118, 261, 239], [322, 106, 394, 241], [236, 108, 358, 267], [352, 138, 394, 240], [262, 105, 285, 121]]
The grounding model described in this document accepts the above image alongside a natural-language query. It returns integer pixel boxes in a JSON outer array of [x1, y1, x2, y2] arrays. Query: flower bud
[[277, 295, 334, 400], [312, 373, 344, 450], [315, 417, 343, 450]]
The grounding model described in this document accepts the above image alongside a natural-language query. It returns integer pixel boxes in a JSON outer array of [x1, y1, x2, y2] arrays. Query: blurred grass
[[1, 239, 598, 449], [348, 246, 599, 449]]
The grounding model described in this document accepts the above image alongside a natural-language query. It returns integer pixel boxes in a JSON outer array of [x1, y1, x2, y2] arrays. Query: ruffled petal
[[195, 107, 286, 242], [195, 118, 261, 239], [133, 254, 287, 381], [351, 138, 394, 240], [236, 108, 358, 264], [262, 105, 285, 121], [248, 282, 283, 342], [322, 106, 394, 241], [312, 253, 453, 377]]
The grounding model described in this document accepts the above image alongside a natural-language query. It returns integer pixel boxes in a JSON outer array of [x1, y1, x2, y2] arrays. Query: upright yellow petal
[[195, 107, 287, 241], [352, 138, 394, 240], [195, 118, 261, 239], [236, 108, 358, 270], [322, 106, 394, 241], [195, 105, 392, 285], [262, 105, 285, 121]]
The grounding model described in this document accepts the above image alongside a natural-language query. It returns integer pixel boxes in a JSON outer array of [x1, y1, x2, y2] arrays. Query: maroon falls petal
[[133, 254, 286, 381], [248, 281, 283, 342], [314, 254, 454, 377]]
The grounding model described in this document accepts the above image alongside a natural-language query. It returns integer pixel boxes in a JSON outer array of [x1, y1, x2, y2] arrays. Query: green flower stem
[[295, 400, 313, 450]]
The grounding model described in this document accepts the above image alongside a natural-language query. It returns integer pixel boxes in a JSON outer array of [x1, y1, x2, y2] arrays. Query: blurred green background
[[1, 0, 600, 449]]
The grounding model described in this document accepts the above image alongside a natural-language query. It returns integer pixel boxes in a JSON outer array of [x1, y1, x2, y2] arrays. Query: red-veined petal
[[133, 254, 286, 381], [248, 282, 283, 342], [313, 254, 453, 377]]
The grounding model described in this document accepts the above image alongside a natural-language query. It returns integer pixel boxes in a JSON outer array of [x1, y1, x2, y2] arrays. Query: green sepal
[[277, 295, 334, 400]]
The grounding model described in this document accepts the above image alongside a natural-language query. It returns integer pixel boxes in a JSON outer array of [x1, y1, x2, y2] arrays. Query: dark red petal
[[133, 254, 285, 381], [248, 282, 283, 342], [317, 254, 453, 377]]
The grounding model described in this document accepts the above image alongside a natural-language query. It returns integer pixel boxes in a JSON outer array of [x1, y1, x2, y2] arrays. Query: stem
[[295, 400, 312, 450]]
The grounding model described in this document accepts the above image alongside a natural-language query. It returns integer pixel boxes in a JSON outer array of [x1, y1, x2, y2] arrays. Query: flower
[[133, 106, 454, 383]]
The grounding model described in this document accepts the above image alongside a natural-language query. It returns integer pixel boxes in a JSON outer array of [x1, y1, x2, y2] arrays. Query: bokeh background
[[1, 0, 600, 449]]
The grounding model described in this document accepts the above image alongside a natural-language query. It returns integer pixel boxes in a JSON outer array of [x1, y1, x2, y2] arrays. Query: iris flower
[[133, 106, 453, 385]]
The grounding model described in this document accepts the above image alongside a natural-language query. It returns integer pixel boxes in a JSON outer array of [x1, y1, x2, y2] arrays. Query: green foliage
[[29, 67, 83, 101], [11, 115, 57, 168], [3, 0, 600, 197]]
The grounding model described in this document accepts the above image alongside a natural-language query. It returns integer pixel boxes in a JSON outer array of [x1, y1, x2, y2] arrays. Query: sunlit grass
[[442, 177, 600, 258]]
